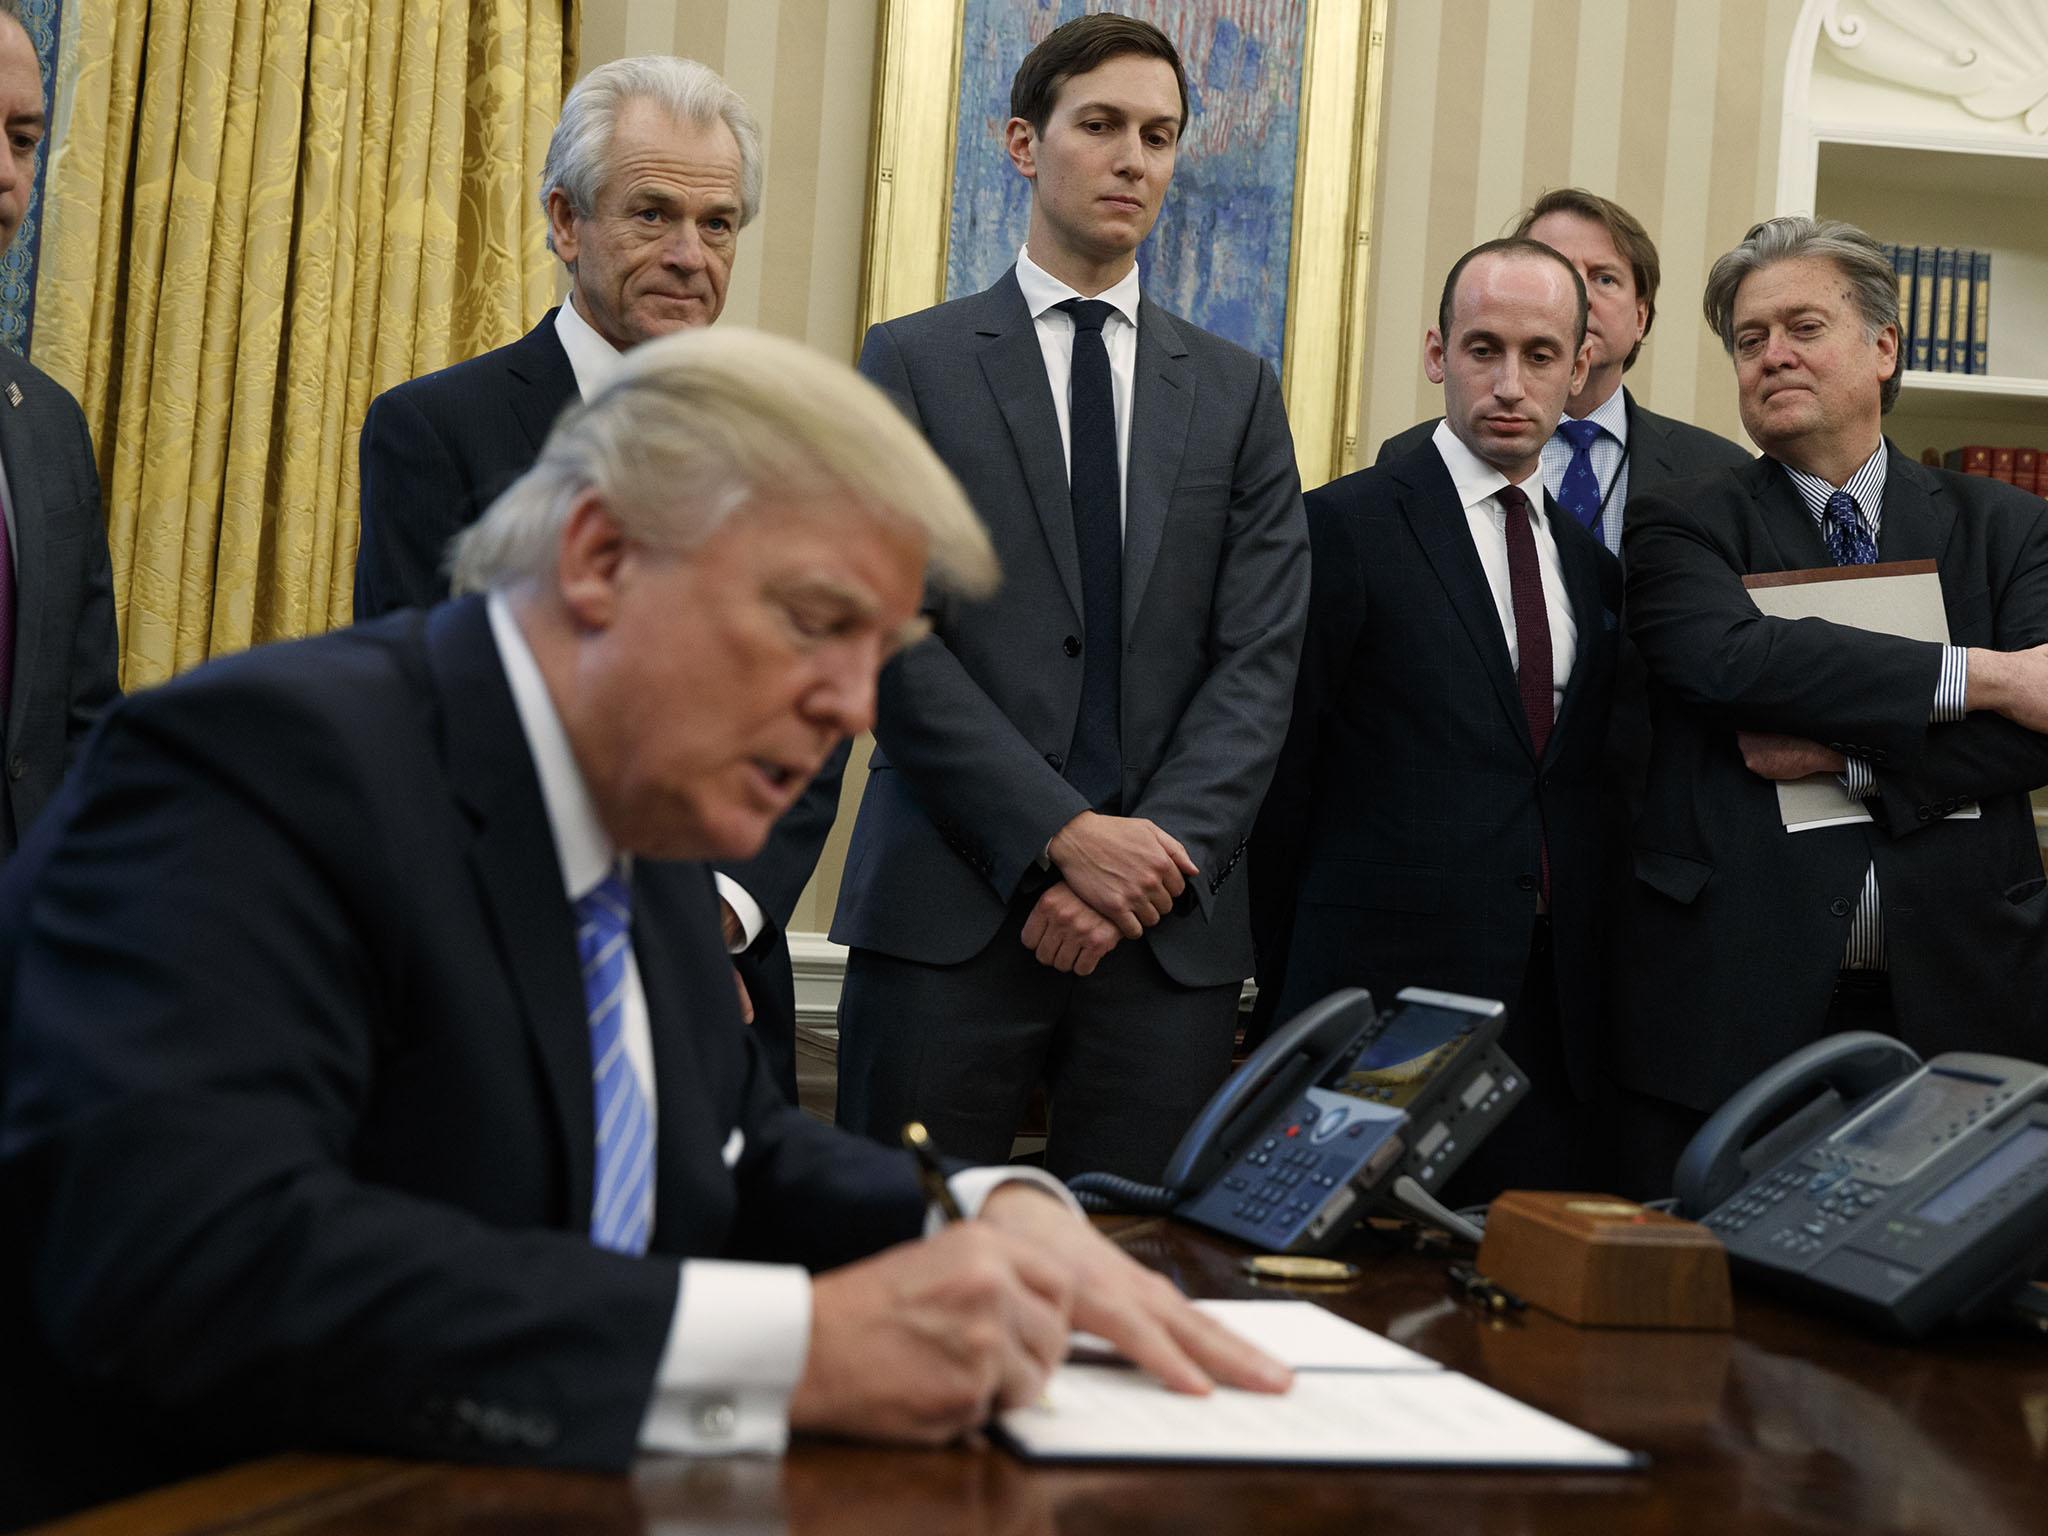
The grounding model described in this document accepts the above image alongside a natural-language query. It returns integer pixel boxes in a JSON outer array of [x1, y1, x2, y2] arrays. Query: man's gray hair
[[449, 327, 999, 602], [540, 56, 763, 252], [1702, 215, 1903, 412]]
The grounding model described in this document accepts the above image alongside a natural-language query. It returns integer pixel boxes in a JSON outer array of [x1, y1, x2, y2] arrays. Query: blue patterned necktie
[[577, 866, 653, 1255], [1056, 297, 1124, 812], [1555, 417, 1605, 531], [1822, 488, 1878, 567]]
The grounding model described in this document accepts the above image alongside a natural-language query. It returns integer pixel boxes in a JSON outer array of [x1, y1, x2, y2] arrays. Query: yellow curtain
[[31, 0, 578, 689]]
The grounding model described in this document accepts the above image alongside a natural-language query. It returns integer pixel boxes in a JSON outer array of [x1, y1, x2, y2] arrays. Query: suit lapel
[[974, 273, 1085, 620], [1547, 496, 1614, 759], [426, 597, 597, 1231], [0, 358, 49, 748], [1394, 450, 1532, 756], [1750, 457, 1833, 570], [1622, 390, 1675, 490], [1122, 298, 1193, 636], [504, 309, 581, 458], [1875, 443, 1953, 566], [631, 865, 716, 1248]]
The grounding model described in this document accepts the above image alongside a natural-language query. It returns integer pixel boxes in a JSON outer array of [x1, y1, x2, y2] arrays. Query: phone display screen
[[1828, 1067, 2003, 1183], [1913, 1124, 2048, 1226], [1330, 1004, 1476, 1110]]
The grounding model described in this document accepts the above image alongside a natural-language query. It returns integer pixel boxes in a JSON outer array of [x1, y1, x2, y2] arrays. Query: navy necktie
[[1058, 298, 1123, 812], [577, 866, 652, 1256], [1555, 417, 1604, 531], [1822, 489, 1878, 567]]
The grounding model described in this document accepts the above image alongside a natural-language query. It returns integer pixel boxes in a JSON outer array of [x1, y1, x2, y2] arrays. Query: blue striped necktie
[[1822, 489, 1878, 566], [577, 866, 653, 1255]]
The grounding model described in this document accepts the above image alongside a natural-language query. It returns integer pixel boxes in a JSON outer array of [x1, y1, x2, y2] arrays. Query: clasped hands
[[789, 1182, 1290, 1445], [1021, 811, 1198, 975]]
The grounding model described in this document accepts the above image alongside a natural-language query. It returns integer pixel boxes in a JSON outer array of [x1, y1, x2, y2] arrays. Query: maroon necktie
[[1499, 483, 1551, 900]]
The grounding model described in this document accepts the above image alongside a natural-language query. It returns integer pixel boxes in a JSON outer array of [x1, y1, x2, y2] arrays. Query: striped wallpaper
[[575, 0, 1812, 931]]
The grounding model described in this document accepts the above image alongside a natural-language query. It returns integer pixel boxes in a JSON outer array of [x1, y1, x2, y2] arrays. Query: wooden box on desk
[[1477, 1191, 1733, 1329]]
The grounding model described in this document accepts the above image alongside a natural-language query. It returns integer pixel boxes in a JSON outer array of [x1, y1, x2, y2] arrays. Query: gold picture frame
[[857, 0, 1389, 487]]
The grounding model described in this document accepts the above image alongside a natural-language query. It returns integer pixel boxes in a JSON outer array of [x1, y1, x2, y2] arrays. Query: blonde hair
[[449, 327, 997, 599]]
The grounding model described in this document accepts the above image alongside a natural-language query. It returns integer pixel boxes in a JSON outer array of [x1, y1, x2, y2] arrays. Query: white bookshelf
[[1778, 2, 2048, 463]]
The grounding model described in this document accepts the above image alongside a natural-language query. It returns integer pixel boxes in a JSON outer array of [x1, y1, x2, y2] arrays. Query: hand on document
[[788, 1183, 1289, 1447]]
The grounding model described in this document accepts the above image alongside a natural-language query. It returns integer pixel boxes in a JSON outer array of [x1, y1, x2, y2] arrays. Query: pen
[[1447, 1261, 1526, 1315], [902, 1120, 965, 1222]]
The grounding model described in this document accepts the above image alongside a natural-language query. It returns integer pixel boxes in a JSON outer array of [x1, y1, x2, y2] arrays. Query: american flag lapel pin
[[5, 382, 20, 407]]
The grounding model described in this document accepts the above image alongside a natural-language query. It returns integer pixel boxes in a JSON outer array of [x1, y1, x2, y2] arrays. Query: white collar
[[485, 592, 621, 900], [554, 294, 627, 403], [1430, 419, 1547, 513], [1564, 383, 1631, 444], [1015, 243, 1142, 330]]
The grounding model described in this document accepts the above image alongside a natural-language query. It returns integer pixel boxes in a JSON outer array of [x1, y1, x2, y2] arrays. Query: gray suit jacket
[[0, 348, 119, 856], [831, 269, 1309, 987]]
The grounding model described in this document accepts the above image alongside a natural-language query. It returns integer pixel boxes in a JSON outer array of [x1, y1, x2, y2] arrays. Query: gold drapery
[[32, 0, 578, 688]]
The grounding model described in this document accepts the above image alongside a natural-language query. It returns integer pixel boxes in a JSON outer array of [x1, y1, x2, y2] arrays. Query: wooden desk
[[35, 1218, 2048, 1536]]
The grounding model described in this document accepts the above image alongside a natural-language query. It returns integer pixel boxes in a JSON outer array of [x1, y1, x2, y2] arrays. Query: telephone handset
[[1069, 987, 1528, 1254], [1675, 1032, 2048, 1336]]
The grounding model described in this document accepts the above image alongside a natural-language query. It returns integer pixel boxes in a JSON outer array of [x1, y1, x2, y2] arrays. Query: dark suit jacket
[[1251, 441, 1621, 1097], [1620, 446, 2048, 1112], [0, 598, 924, 1524], [0, 347, 119, 857], [832, 269, 1309, 987], [353, 312, 843, 1098]]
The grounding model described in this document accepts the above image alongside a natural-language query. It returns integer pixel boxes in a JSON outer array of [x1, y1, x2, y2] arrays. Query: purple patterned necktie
[[1555, 417, 1605, 531], [1822, 489, 1878, 567]]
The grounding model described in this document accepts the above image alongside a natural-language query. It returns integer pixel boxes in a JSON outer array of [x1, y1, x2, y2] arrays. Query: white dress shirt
[[1014, 243, 1141, 535], [486, 594, 1076, 1453], [1537, 384, 1631, 555], [1431, 421, 1578, 715], [553, 298, 767, 952]]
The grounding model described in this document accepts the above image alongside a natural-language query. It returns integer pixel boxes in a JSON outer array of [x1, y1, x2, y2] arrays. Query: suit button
[[1063, 635, 1082, 657], [1915, 806, 1933, 822], [1516, 874, 1538, 891], [1045, 752, 1064, 770], [1830, 897, 1851, 917], [1826, 742, 1845, 754], [5, 754, 22, 781]]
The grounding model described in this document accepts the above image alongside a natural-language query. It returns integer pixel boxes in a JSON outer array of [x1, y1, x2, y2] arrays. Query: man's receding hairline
[[1445, 250, 1580, 338]]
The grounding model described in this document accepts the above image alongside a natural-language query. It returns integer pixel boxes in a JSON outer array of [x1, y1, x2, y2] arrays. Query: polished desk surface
[[36, 1217, 2048, 1536]]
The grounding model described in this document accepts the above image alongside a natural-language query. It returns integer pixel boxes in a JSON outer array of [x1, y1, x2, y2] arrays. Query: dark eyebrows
[[1065, 98, 1180, 132]]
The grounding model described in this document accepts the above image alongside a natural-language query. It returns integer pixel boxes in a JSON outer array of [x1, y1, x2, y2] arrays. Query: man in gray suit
[[0, 0, 119, 858], [831, 14, 1309, 1181]]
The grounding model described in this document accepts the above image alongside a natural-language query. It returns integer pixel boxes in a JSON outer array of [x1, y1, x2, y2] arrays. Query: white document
[[1067, 1300, 1439, 1374], [997, 1364, 1640, 1469], [1743, 563, 1978, 832]]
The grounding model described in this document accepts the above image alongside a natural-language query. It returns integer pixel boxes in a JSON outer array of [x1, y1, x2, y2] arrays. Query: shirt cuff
[[640, 1259, 810, 1455], [926, 1165, 1084, 1237], [1841, 757, 1877, 800], [711, 873, 766, 952], [1933, 645, 1969, 724]]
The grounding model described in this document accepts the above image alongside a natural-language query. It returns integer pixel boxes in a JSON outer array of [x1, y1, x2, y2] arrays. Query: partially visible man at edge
[[0, 327, 1289, 1526], [356, 54, 836, 1104]]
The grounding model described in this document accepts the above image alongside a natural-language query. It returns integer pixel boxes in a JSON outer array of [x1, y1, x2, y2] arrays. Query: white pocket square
[[721, 1127, 745, 1168]]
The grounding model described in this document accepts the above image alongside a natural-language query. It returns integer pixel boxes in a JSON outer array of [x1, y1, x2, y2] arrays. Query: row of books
[[1884, 244, 1990, 375], [1936, 445, 2048, 496]]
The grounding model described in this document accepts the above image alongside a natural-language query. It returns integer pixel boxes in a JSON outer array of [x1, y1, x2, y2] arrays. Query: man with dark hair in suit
[[1379, 189, 1751, 553], [0, 0, 119, 860], [356, 56, 835, 1103], [0, 327, 1286, 1525], [1618, 215, 2048, 1191], [1253, 239, 1618, 1199], [831, 13, 1309, 1182]]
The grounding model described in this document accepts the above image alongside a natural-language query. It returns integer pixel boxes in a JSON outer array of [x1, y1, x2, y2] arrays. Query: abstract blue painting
[[945, 0, 1307, 375]]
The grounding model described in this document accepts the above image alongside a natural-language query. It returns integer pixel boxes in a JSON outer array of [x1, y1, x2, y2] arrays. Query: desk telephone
[[1068, 988, 1527, 1252], [1674, 1032, 2048, 1337]]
